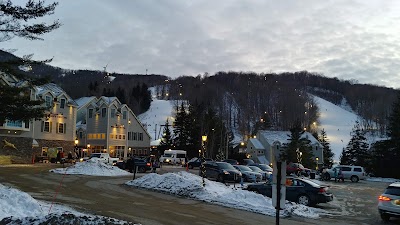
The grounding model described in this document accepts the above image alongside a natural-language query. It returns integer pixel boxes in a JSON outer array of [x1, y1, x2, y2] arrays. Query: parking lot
[[1, 163, 399, 225]]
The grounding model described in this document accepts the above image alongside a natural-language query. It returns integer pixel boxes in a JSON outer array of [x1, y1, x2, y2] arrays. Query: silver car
[[378, 182, 400, 221], [233, 165, 262, 182]]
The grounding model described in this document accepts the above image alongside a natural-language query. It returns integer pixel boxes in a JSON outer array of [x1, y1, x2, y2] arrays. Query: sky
[[2, 0, 400, 88]]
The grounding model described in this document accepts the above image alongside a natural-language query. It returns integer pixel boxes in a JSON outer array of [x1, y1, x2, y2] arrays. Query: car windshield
[[258, 164, 273, 171], [236, 165, 252, 172], [90, 154, 100, 158], [218, 162, 235, 170], [385, 186, 400, 196], [248, 166, 263, 172], [188, 157, 198, 162], [163, 154, 172, 157]]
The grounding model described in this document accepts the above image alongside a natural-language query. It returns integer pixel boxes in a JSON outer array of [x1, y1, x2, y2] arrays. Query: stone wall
[[0, 136, 74, 164]]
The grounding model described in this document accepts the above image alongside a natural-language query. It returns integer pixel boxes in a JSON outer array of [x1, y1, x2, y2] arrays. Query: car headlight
[[238, 172, 242, 176], [223, 170, 229, 175], [166, 159, 170, 162]]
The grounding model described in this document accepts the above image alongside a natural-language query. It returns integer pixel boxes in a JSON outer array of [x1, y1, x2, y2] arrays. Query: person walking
[[338, 168, 344, 182], [334, 168, 338, 182]]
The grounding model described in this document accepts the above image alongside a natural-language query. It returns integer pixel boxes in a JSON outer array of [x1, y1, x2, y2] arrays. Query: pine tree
[[281, 121, 314, 168], [388, 93, 400, 147], [0, 0, 60, 124], [318, 129, 334, 167], [158, 119, 173, 154], [173, 102, 188, 149], [340, 121, 369, 167]]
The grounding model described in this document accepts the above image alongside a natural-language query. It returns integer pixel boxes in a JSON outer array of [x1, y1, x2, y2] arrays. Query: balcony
[[1, 120, 30, 132]]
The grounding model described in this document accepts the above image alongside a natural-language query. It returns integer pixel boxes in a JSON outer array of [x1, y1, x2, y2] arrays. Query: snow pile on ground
[[366, 177, 400, 183], [126, 172, 326, 219], [0, 183, 137, 225], [49, 158, 131, 176]]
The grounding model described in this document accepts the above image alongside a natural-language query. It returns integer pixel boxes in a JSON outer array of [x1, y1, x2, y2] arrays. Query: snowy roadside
[[126, 171, 329, 219], [0, 183, 139, 225]]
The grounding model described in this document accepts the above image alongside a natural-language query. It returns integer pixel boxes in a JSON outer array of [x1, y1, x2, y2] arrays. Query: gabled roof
[[36, 83, 78, 106], [75, 96, 97, 109], [259, 130, 321, 147], [249, 138, 264, 149]]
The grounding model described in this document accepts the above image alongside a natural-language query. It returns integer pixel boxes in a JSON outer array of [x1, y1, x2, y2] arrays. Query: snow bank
[[0, 183, 137, 224], [366, 177, 400, 183], [49, 158, 131, 176], [126, 172, 326, 219]]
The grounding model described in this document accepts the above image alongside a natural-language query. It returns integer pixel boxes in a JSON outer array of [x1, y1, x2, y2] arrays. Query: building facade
[[0, 73, 78, 163], [246, 130, 324, 167], [75, 96, 151, 159]]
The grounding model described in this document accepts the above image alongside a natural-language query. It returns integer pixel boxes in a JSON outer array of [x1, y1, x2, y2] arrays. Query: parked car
[[185, 157, 213, 169], [286, 162, 311, 176], [222, 159, 239, 165], [239, 159, 255, 165], [233, 165, 262, 182], [246, 177, 333, 206], [202, 161, 242, 183], [378, 182, 400, 221], [249, 163, 273, 173], [248, 165, 272, 181], [323, 165, 365, 182], [115, 157, 152, 173]]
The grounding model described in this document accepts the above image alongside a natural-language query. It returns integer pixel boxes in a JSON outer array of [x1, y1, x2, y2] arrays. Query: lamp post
[[316, 157, 319, 170], [201, 135, 207, 187], [87, 143, 90, 157], [74, 137, 79, 158]]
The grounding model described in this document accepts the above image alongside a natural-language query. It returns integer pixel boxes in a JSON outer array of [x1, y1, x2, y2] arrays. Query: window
[[133, 132, 137, 141], [118, 135, 122, 139], [45, 96, 52, 108], [57, 123, 66, 133], [88, 109, 93, 118], [24, 120, 29, 129], [139, 132, 143, 141], [111, 109, 116, 118], [88, 134, 93, 139], [128, 132, 131, 140], [123, 135, 126, 140], [123, 111, 127, 119], [79, 131, 83, 139], [42, 121, 52, 132], [353, 168, 362, 172], [41, 147, 48, 156], [341, 167, 352, 172], [101, 133, 105, 139], [60, 99, 66, 109], [102, 108, 107, 117], [110, 134, 114, 139]]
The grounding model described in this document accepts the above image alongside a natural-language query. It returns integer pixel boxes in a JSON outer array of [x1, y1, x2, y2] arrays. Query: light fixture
[[202, 135, 207, 142], [74, 137, 78, 145]]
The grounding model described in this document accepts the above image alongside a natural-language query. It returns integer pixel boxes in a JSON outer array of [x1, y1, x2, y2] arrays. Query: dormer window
[[111, 108, 116, 118], [101, 108, 107, 118], [60, 99, 66, 109], [123, 111, 127, 119], [45, 96, 52, 108]]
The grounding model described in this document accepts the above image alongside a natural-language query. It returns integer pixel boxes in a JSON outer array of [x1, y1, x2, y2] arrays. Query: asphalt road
[[0, 164, 399, 225]]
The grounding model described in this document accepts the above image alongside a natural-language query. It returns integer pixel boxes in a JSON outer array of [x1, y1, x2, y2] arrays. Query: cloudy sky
[[3, 0, 400, 88]]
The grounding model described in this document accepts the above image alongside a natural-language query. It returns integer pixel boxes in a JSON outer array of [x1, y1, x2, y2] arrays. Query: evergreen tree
[[185, 102, 202, 159], [318, 129, 334, 167], [173, 102, 188, 149], [0, 0, 60, 124], [158, 119, 173, 154], [281, 121, 314, 168], [388, 93, 400, 147], [340, 121, 369, 167]]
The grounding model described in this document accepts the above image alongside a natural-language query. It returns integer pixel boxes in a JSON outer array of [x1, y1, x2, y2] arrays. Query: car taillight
[[146, 163, 151, 166], [379, 195, 391, 201], [319, 188, 326, 193]]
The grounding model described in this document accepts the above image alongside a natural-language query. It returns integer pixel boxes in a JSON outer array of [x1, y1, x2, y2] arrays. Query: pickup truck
[[89, 153, 119, 165]]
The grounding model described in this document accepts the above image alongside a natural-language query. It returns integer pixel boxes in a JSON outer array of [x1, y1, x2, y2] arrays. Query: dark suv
[[202, 161, 242, 183], [115, 157, 151, 173]]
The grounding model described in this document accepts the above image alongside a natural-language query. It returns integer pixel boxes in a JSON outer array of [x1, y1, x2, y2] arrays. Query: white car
[[378, 182, 400, 221], [324, 165, 366, 182]]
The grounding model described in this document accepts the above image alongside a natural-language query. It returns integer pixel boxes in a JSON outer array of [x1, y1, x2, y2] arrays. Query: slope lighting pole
[[201, 135, 207, 187]]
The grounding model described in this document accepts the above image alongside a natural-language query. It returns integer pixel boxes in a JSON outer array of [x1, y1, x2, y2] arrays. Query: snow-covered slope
[[138, 87, 175, 145], [313, 96, 359, 162]]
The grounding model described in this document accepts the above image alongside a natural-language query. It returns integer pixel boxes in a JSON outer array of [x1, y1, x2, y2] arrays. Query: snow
[[366, 177, 400, 183], [0, 183, 136, 224], [259, 131, 320, 146], [313, 96, 359, 161], [138, 87, 175, 142], [126, 171, 327, 219], [49, 158, 131, 176]]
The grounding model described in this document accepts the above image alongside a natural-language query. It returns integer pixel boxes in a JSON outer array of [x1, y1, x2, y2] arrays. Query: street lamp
[[316, 157, 319, 170], [201, 135, 207, 187]]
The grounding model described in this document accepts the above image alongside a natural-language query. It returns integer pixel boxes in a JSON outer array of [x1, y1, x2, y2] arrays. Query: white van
[[160, 150, 187, 165]]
